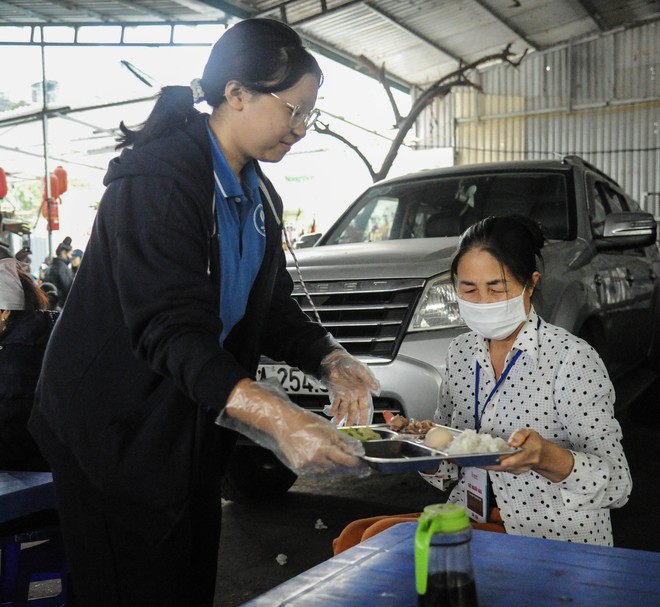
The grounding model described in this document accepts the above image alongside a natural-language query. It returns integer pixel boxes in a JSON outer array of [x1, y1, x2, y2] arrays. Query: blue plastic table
[[0, 471, 56, 523], [0, 471, 60, 602], [243, 522, 660, 606]]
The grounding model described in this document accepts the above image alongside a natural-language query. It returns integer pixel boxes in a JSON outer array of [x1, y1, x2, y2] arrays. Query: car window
[[589, 187, 608, 237], [324, 172, 570, 245], [589, 179, 630, 236], [598, 184, 628, 213]]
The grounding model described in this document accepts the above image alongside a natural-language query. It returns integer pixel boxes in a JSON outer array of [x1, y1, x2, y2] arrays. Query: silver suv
[[222, 155, 660, 501]]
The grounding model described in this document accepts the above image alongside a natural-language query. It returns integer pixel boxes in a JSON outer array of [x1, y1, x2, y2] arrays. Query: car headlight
[[409, 273, 465, 331]]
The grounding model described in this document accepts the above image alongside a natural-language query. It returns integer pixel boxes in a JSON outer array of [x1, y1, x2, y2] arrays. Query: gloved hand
[[216, 378, 370, 478], [319, 349, 380, 427]]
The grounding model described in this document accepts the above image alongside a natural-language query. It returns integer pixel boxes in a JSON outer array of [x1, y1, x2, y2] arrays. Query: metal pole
[[40, 29, 53, 259]]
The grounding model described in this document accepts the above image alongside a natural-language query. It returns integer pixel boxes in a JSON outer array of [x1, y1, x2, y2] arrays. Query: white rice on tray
[[444, 429, 509, 455]]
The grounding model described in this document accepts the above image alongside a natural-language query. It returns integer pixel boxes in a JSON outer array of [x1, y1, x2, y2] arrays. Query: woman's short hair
[[450, 215, 545, 289]]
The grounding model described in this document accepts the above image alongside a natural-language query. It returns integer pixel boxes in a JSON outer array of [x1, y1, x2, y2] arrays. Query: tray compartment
[[362, 440, 437, 459]]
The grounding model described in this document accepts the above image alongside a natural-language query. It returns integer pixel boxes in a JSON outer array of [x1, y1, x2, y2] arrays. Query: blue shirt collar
[[206, 121, 260, 202]]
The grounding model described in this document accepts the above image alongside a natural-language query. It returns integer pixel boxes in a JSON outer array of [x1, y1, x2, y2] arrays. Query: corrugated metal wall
[[416, 21, 659, 212]]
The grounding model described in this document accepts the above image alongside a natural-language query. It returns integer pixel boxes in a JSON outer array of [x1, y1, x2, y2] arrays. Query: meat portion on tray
[[388, 414, 435, 436]]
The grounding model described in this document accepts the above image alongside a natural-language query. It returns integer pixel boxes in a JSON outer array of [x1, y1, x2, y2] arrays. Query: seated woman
[[0, 258, 58, 471], [334, 214, 631, 553]]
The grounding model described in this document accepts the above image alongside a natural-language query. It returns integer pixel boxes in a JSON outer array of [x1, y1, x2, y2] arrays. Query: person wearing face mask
[[427, 214, 631, 545], [332, 214, 631, 555], [28, 18, 378, 607]]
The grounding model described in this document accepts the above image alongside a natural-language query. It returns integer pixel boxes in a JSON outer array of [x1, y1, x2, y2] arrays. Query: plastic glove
[[216, 378, 370, 478], [319, 349, 380, 427]]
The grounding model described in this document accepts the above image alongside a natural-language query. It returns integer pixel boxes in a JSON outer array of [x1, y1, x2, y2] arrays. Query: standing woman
[[43, 236, 73, 307], [30, 18, 377, 607], [431, 214, 631, 545]]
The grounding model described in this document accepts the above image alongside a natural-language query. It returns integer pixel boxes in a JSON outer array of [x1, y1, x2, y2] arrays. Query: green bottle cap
[[414, 503, 470, 595]]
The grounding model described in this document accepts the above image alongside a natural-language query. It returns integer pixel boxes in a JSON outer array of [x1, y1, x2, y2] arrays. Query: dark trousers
[[49, 430, 226, 607]]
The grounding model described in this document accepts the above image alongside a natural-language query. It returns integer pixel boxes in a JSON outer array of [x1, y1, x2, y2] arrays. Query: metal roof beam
[[194, 0, 251, 19], [471, 0, 539, 51], [0, 19, 226, 27], [364, 1, 463, 63], [0, 19, 228, 46], [301, 29, 411, 92], [112, 0, 173, 22], [0, 0, 62, 22], [168, 0, 224, 15], [574, 0, 607, 32], [255, 0, 364, 25], [39, 0, 112, 22]]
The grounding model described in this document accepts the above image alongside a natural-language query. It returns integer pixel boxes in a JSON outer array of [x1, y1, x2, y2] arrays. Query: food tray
[[356, 425, 521, 473]]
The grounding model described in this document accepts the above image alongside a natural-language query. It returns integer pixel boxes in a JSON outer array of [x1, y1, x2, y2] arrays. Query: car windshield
[[324, 172, 570, 245]]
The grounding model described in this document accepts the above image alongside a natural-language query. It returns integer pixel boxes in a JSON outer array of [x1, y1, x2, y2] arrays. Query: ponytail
[[116, 86, 200, 149]]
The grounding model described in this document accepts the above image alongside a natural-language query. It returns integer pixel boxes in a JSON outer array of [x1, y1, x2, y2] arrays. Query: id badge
[[463, 467, 489, 523]]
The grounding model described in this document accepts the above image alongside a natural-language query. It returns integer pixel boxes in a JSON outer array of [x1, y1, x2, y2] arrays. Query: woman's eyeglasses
[[270, 93, 321, 129]]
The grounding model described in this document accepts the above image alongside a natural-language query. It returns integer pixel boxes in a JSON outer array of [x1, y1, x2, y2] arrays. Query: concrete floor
[[214, 406, 660, 607]]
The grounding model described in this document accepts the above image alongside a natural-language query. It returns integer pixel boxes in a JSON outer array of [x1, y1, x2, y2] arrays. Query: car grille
[[291, 278, 425, 361]]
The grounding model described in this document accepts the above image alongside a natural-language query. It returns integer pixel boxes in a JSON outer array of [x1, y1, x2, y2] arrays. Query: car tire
[[221, 444, 298, 503]]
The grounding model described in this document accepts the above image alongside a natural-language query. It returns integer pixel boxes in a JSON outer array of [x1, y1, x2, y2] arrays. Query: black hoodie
[[29, 112, 337, 539]]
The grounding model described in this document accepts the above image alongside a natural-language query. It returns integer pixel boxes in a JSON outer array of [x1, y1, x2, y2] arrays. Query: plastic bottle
[[414, 503, 479, 607]]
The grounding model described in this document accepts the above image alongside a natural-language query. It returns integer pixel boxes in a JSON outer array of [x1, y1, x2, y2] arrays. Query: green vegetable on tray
[[339, 426, 382, 441]]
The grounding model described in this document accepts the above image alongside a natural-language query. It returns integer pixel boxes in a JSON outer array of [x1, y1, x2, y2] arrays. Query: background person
[[70, 248, 83, 276], [14, 248, 36, 280], [29, 18, 378, 607], [0, 258, 57, 471], [43, 236, 73, 307], [39, 282, 61, 312]]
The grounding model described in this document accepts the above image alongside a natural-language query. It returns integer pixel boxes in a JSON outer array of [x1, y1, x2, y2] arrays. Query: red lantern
[[53, 166, 67, 195], [0, 167, 7, 199], [42, 173, 60, 201]]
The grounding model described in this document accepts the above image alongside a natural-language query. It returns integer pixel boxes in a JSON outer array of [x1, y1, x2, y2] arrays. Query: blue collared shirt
[[207, 122, 266, 344]]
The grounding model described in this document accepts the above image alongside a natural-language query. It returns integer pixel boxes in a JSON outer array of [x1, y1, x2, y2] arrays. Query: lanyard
[[474, 349, 522, 432]]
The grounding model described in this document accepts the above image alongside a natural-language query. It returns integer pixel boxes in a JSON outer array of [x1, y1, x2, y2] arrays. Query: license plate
[[256, 364, 328, 394]]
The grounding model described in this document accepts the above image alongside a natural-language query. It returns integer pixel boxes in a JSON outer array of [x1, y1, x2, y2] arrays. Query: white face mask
[[457, 288, 528, 340]]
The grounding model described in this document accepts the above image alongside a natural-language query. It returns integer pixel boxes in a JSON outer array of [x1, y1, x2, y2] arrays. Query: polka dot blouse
[[434, 308, 632, 546]]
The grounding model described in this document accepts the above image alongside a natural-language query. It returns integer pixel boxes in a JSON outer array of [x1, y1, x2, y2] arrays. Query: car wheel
[[221, 445, 297, 503]]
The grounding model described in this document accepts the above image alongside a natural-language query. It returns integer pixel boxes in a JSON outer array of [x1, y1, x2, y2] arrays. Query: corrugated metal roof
[[0, 0, 232, 24], [1, 1, 658, 87]]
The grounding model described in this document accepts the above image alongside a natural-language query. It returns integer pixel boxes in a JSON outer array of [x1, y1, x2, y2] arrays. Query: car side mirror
[[594, 211, 657, 250]]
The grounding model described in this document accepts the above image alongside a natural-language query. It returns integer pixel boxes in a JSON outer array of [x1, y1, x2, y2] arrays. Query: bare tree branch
[[314, 121, 377, 181], [317, 45, 528, 182], [356, 54, 402, 127]]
